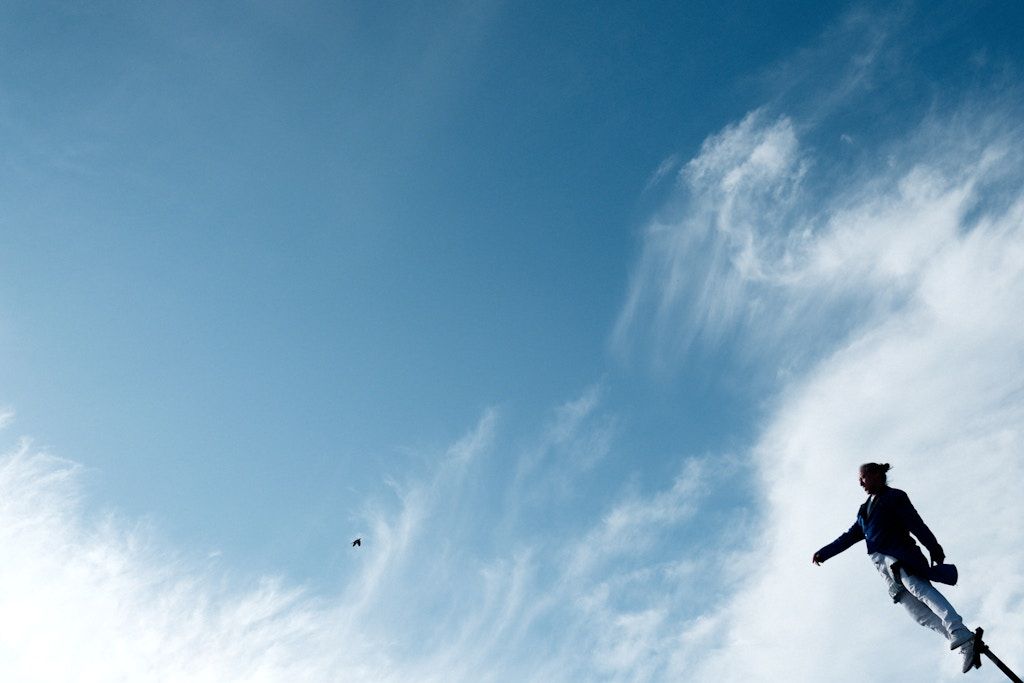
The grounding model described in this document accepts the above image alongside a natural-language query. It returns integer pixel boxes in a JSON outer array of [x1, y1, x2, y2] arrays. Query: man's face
[[859, 468, 884, 495]]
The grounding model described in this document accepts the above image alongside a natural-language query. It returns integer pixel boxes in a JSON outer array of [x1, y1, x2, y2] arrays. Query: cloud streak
[[6, 101, 1022, 682], [613, 109, 807, 367], [615, 95, 1024, 679], [0, 389, 747, 682]]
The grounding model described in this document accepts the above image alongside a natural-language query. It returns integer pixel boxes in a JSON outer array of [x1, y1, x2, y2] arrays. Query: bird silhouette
[[352, 538, 362, 547]]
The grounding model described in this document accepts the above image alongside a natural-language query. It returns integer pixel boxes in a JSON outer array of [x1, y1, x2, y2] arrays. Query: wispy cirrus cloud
[[685, 180, 1024, 678], [614, 92, 1024, 679], [0, 388, 744, 682], [8, 104, 1021, 683], [613, 109, 807, 367]]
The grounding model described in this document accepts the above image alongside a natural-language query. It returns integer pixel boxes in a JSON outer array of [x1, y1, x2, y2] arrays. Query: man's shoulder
[[881, 487, 911, 505]]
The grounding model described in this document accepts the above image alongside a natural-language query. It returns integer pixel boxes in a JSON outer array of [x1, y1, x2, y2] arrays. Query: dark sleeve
[[895, 490, 940, 554], [816, 520, 865, 562]]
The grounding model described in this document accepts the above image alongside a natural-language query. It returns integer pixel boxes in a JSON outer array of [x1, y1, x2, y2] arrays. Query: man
[[812, 463, 977, 673]]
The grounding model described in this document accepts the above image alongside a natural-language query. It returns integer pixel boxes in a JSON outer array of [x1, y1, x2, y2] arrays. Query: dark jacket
[[816, 486, 940, 576]]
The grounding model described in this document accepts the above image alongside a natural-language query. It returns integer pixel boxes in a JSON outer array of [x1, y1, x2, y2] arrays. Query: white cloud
[[643, 154, 681, 193], [0, 386, 751, 682], [566, 459, 704, 579], [13, 102, 1021, 679], [616, 103, 1024, 680], [0, 442, 391, 683], [613, 110, 807, 364], [514, 383, 616, 497]]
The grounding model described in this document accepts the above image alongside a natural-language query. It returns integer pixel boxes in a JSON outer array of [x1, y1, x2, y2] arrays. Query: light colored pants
[[870, 552, 970, 647]]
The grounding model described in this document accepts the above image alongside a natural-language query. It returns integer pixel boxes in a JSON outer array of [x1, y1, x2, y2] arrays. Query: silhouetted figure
[[352, 538, 361, 547], [813, 463, 978, 673]]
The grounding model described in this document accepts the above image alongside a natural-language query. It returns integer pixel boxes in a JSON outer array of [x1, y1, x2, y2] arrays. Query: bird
[[352, 538, 361, 547]]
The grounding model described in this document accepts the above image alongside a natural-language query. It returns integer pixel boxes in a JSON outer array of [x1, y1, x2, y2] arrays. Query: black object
[[967, 627, 1022, 682], [352, 538, 361, 547], [928, 563, 958, 585], [887, 560, 956, 604], [890, 559, 957, 586]]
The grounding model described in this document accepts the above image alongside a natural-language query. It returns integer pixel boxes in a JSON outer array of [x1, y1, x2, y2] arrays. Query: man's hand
[[812, 552, 824, 565], [930, 545, 946, 566]]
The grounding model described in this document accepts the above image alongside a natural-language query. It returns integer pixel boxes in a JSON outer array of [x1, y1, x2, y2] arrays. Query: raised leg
[[897, 568, 967, 643], [894, 589, 948, 637]]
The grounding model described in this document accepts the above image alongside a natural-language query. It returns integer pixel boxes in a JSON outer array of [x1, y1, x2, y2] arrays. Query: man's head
[[858, 462, 890, 495]]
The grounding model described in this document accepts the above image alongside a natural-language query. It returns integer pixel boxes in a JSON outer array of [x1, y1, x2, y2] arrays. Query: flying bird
[[352, 538, 361, 547]]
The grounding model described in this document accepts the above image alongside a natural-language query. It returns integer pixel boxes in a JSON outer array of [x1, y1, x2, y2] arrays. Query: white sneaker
[[960, 643, 978, 673], [957, 635, 979, 674]]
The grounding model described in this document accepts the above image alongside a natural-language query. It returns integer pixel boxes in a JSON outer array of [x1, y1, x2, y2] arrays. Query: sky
[[1, 1, 1023, 681]]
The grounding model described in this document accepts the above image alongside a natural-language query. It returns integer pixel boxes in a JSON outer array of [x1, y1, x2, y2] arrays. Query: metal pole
[[972, 628, 1022, 683]]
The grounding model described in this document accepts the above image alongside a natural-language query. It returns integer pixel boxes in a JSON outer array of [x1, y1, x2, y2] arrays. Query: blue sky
[[2, 1, 1024, 680]]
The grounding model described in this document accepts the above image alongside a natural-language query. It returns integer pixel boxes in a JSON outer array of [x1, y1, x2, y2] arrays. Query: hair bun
[[881, 463, 891, 472]]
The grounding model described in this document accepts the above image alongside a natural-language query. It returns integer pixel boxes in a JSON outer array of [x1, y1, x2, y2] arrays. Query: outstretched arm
[[812, 521, 864, 565]]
